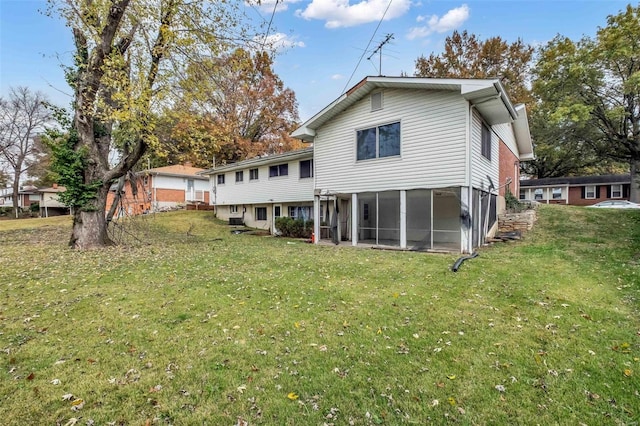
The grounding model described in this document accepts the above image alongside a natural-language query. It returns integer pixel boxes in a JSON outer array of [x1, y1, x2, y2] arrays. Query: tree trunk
[[11, 168, 21, 219], [631, 160, 640, 203], [69, 184, 113, 249]]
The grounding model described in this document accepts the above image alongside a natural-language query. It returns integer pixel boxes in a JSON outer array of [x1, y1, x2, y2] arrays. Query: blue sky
[[0, 0, 632, 121]]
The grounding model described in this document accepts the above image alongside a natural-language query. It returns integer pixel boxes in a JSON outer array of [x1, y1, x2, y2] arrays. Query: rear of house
[[202, 148, 315, 233], [292, 76, 533, 253], [519, 174, 631, 206]]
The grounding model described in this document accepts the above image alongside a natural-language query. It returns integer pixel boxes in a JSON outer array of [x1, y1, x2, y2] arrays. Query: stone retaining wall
[[498, 209, 537, 233]]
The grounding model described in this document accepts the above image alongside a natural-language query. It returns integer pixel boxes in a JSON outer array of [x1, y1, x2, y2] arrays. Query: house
[[0, 185, 39, 210], [107, 163, 210, 217], [201, 147, 315, 233], [291, 76, 533, 253], [39, 184, 70, 217], [519, 174, 631, 205]]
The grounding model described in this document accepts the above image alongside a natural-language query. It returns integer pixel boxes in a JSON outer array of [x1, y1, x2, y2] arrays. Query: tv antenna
[[367, 33, 394, 76]]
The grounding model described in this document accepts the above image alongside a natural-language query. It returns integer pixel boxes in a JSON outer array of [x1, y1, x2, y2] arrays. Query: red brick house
[[107, 163, 210, 217], [519, 174, 631, 206]]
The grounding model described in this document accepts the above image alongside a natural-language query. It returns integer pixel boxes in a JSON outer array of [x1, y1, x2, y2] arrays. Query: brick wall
[[155, 188, 185, 203], [568, 185, 631, 206], [499, 141, 519, 197]]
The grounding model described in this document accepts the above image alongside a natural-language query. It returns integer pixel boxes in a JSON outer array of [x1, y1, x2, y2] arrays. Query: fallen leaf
[[27, 372, 35, 381], [623, 369, 632, 377], [447, 375, 456, 380], [51, 379, 61, 385], [448, 397, 456, 406], [287, 392, 299, 400], [62, 394, 74, 401]]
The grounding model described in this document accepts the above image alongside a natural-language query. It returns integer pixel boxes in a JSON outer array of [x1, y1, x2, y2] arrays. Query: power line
[[341, 0, 395, 94]]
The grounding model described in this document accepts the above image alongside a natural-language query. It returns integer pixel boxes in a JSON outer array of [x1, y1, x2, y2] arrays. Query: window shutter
[[597, 186, 601, 198], [623, 184, 630, 198], [606, 186, 611, 198], [581, 187, 585, 199]]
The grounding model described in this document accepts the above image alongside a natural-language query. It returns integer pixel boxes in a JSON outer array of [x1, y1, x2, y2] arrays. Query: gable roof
[[146, 164, 208, 179], [291, 76, 533, 160], [200, 147, 314, 175], [520, 174, 630, 187]]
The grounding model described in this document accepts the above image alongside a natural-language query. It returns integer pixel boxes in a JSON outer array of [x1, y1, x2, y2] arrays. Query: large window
[[300, 159, 313, 178], [269, 163, 288, 177], [217, 174, 225, 185], [552, 187, 562, 199], [481, 123, 492, 160], [611, 184, 622, 198], [356, 122, 400, 161], [249, 168, 259, 181], [235, 171, 243, 183], [585, 185, 596, 199], [288, 206, 313, 220], [255, 207, 267, 221]]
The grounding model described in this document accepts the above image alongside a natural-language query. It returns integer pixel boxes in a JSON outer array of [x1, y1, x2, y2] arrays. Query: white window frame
[[235, 171, 243, 183], [611, 184, 622, 198], [217, 174, 225, 185], [585, 185, 596, 199], [481, 123, 492, 161], [552, 187, 562, 199], [269, 163, 288, 178], [255, 207, 267, 221], [299, 159, 313, 179], [356, 121, 401, 161], [534, 188, 543, 200], [249, 168, 259, 181], [230, 205, 238, 214]]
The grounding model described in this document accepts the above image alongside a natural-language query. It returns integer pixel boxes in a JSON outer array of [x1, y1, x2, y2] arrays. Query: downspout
[[466, 103, 476, 254]]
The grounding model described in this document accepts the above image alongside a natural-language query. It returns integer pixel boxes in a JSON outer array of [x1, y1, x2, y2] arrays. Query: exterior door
[[273, 204, 282, 234]]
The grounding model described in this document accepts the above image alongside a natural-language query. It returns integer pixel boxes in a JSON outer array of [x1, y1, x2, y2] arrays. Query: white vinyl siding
[[212, 156, 314, 206], [314, 89, 468, 194], [470, 110, 499, 191], [493, 122, 519, 158]]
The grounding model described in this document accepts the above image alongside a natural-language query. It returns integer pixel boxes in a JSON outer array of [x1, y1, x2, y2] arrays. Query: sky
[[0, 0, 634, 121]]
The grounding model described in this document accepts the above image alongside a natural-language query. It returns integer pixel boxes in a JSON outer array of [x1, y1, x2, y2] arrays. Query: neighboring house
[[291, 76, 533, 253], [39, 184, 70, 217], [519, 174, 631, 206], [201, 147, 315, 233], [106, 163, 210, 217], [0, 185, 39, 210]]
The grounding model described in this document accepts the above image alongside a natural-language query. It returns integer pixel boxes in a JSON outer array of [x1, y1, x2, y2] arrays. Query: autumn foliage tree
[[415, 30, 534, 105], [532, 5, 640, 200], [46, 0, 250, 248], [153, 48, 302, 167]]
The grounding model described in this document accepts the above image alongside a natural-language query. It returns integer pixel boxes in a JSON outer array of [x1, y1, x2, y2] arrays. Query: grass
[[0, 206, 639, 425]]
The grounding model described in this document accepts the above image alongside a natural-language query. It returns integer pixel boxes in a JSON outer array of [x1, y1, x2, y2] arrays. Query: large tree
[[533, 5, 640, 200], [154, 48, 302, 167], [0, 87, 52, 218], [414, 30, 534, 105], [47, 0, 250, 248]]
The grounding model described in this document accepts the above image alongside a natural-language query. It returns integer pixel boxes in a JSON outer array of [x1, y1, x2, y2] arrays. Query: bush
[[0, 206, 11, 217], [275, 217, 313, 238], [505, 189, 527, 213], [29, 202, 40, 213]]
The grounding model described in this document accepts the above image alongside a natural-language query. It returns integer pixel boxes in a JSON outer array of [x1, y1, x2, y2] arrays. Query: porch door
[[273, 204, 282, 234]]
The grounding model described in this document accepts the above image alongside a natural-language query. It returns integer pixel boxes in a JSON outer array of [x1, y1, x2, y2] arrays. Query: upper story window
[[356, 122, 400, 161], [249, 168, 259, 181], [269, 163, 288, 177], [235, 171, 243, 183], [585, 185, 596, 199], [217, 174, 225, 185], [300, 159, 313, 179], [611, 184, 623, 198], [481, 123, 492, 160]]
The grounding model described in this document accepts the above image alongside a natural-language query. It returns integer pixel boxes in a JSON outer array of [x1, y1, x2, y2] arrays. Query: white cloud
[[296, 0, 412, 29], [331, 74, 344, 80], [259, 32, 306, 51], [407, 4, 470, 40], [247, 0, 302, 13]]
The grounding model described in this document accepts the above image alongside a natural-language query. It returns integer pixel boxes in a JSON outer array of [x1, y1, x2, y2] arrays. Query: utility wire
[[341, 0, 394, 94], [260, 0, 280, 51]]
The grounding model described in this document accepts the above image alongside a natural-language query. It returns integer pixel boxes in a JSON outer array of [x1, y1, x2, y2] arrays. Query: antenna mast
[[367, 33, 394, 76]]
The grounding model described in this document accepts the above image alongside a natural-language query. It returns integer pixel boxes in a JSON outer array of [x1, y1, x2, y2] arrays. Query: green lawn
[[0, 206, 638, 425]]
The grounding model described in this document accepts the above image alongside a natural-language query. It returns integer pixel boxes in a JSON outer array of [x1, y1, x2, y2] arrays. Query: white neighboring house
[[292, 76, 533, 253], [39, 184, 70, 217], [201, 147, 315, 233], [145, 164, 210, 210]]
